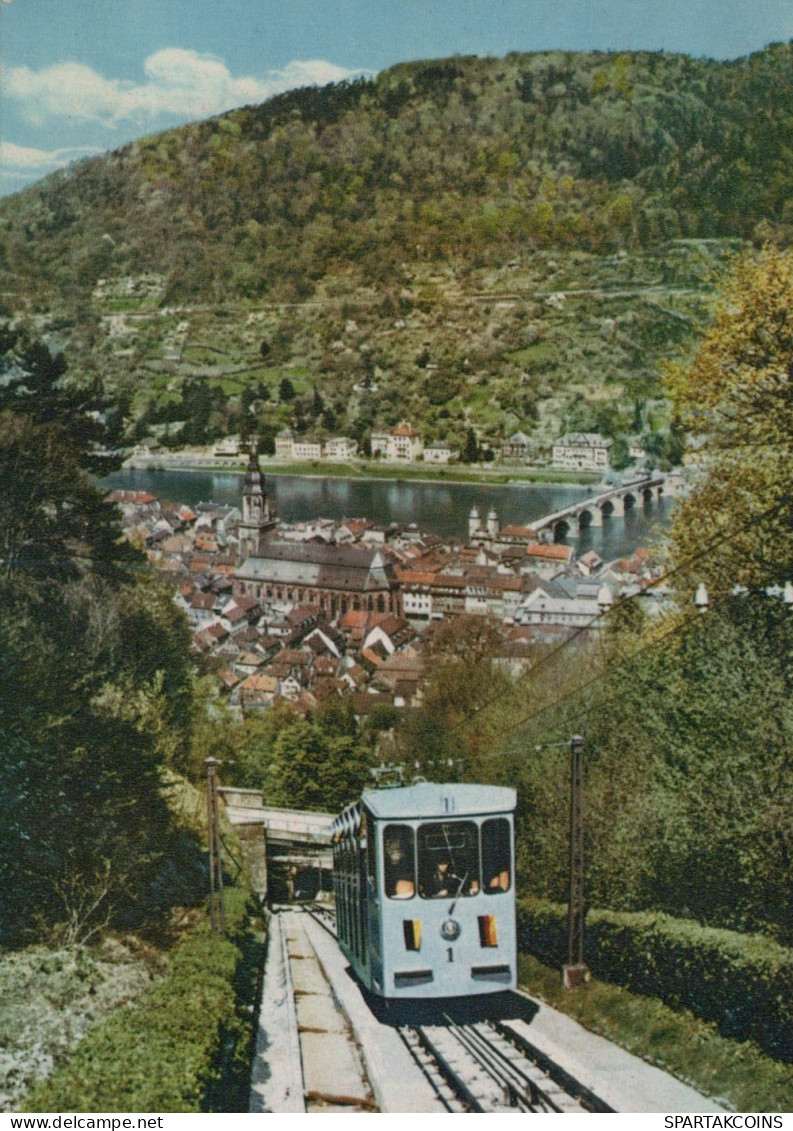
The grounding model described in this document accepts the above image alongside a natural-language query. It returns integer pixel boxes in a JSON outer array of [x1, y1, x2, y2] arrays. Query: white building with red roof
[[371, 421, 424, 462]]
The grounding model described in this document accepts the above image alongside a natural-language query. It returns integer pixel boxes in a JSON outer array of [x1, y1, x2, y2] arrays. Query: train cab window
[[383, 824, 416, 899], [418, 821, 480, 899], [482, 818, 512, 894]]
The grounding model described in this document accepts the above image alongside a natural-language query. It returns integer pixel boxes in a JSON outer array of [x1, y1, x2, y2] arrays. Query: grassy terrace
[[518, 954, 793, 1113]]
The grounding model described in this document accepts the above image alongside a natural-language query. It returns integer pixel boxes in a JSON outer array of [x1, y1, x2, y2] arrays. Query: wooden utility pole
[[563, 734, 589, 988], [205, 757, 226, 934]]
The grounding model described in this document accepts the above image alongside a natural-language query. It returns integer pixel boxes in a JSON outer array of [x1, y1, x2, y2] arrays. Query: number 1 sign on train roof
[[361, 782, 516, 820]]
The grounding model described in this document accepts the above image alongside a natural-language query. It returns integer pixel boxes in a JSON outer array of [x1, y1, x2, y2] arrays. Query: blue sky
[[1, 0, 792, 196]]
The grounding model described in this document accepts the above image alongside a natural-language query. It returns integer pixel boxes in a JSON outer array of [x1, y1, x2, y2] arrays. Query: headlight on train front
[[441, 917, 461, 941]]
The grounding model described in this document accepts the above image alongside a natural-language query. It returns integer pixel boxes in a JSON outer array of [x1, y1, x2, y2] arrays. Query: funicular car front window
[[383, 824, 416, 899], [417, 821, 480, 898], [481, 817, 511, 893]]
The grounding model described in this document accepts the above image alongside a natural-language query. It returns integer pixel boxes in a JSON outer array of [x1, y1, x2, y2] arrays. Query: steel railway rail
[[294, 901, 613, 1114], [397, 1016, 611, 1113], [300, 900, 337, 934]]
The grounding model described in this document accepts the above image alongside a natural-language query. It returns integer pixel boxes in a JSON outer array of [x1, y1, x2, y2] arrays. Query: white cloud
[[3, 49, 359, 129], [0, 140, 101, 173]]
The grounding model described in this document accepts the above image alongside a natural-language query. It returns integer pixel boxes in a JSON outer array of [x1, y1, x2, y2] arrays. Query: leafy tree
[[279, 377, 296, 402], [640, 426, 684, 471], [364, 700, 402, 735], [666, 247, 793, 588], [398, 616, 513, 777], [0, 335, 136, 585], [179, 379, 224, 445], [491, 583, 793, 941], [274, 719, 374, 811], [0, 568, 200, 944], [585, 595, 793, 937], [228, 701, 299, 794], [0, 337, 201, 944], [462, 427, 479, 463], [314, 695, 359, 738], [609, 436, 632, 470], [258, 424, 277, 455]]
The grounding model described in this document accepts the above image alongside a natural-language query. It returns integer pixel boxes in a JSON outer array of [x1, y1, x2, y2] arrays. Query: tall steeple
[[238, 442, 277, 561]]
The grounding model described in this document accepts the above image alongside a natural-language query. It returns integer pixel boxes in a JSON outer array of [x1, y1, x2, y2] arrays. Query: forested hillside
[[1, 45, 791, 452]]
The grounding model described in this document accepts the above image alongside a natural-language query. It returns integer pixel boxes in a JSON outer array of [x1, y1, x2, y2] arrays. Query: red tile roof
[[525, 542, 574, 561]]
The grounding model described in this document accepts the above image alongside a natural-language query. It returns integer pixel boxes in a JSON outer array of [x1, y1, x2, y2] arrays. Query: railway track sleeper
[[442, 1018, 523, 1109], [438, 1014, 588, 1113], [287, 911, 591, 1113], [489, 1017, 615, 1113], [467, 1022, 561, 1111], [411, 1025, 490, 1112], [474, 1023, 583, 1112], [398, 1026, 466, 1112]]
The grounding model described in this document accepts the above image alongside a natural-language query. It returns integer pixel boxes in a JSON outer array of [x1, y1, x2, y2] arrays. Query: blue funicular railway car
[[332, 782, 517, 998]]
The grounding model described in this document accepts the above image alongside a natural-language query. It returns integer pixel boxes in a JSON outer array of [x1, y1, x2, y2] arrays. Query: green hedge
[[517, 897, 793, 1062], [25, 888, 261, 1113]]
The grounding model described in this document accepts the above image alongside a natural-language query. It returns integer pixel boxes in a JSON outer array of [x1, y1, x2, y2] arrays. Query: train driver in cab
[[422, 858, 479, 898]]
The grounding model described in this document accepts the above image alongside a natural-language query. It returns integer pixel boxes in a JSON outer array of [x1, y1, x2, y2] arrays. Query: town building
[[291, 436, 323, 460], [500, 431, 533, 461], [371, 421, 424, 462], [523, 541, 575, 577], [516, 579, 601, 628], [275, 429, 294, 459], [325, 437, 358, 460], [552, 432, 612, 471], [275, 431, 358, 461], [236, 542, 402, 619], [422, 441, 456, 464]]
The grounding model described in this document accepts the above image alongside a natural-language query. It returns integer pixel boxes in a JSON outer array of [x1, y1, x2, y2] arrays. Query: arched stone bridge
[[534, 474, 670, 541]]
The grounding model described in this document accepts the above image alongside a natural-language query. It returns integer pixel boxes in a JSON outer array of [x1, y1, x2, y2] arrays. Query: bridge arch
[[553, 518, 573, 542]]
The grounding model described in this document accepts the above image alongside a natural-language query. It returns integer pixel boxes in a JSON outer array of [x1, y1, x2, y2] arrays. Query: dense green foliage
[[229, 698, 379, 812], [0, 337, 203, 945], [4, 46, 792, 454], [456, 249, 793, 945], [23, 888, 260, 1113], [667, 246, 793, 588], [0, 333, 132, 579], [4, 46, 792, 304], [517, 953, 793, 1113], [517, 897, 793, 1062], [396, 615, 517, 775], [499, 593, 793, 942]]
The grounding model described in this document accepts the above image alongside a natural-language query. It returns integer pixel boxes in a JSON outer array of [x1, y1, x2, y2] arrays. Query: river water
[[104, 467, 673, 561]]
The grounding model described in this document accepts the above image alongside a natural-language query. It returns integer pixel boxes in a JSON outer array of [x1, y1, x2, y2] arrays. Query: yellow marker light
[[403, 919, 422, 951]]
